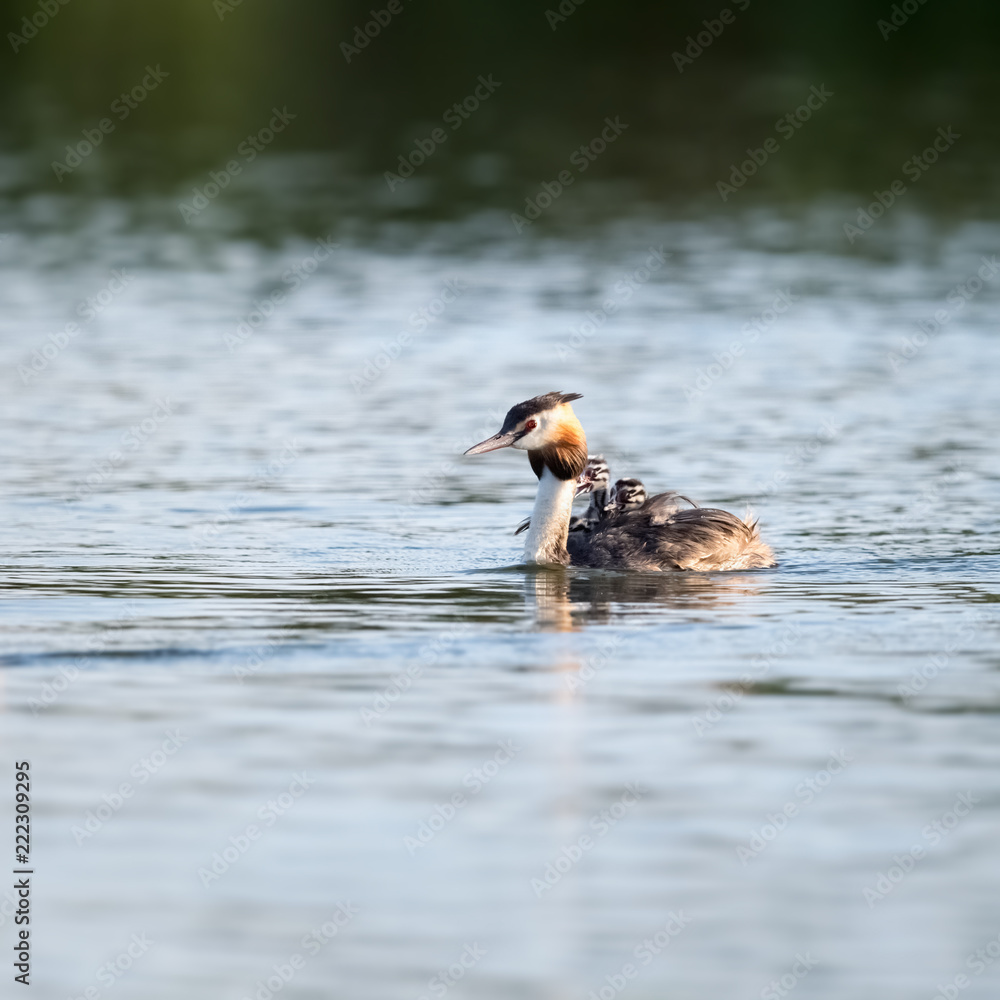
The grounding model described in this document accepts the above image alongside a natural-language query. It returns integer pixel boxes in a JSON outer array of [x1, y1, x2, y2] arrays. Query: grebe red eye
[[525, 419, 537, 431]]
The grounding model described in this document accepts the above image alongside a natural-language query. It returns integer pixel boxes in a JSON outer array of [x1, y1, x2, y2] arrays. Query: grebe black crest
[[465, 392, 775, 571]]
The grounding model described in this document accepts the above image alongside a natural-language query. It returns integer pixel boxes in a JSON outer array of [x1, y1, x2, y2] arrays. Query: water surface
[[2, 208, 999, 999]]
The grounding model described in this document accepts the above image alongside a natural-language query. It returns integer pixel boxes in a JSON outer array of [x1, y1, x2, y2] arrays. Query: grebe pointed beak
[[464, 430, 519, 456]]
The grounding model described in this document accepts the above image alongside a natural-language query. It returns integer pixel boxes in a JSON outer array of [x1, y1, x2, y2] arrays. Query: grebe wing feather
[[569, 505, 775, 571], [641, 490, 699, 523]]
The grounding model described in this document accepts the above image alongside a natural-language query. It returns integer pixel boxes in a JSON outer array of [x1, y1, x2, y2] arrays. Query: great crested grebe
[[464, 392, 775, 571]]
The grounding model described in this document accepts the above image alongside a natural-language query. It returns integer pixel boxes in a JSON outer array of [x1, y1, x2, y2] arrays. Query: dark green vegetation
[[0, 0, 997, 214]]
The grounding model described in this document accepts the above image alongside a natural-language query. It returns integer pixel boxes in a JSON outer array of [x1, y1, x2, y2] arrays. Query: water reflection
[[525, 568, 577, 633], [526, 566, 770, 631]]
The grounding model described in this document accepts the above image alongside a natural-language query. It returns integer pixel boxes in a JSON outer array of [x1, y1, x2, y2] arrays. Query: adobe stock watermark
[[350, 278, 467, 392], [750, 418, 841, 501], [672, 0, 751, 73], [16, 269, 135, 385], [760, 953, 818, 1000], [736, 750, 854, 864], [843, 126, 960, 243], [400, 406, 508, 513], [416, 943, 487, 1000], [683, 287, 799, 400], [68, 933, 153, 1000], [27, 603, 141, 715], [864, 460, 966, 559], [214, 0, 245, 20], [717, 85, 833, 201], [862, 790, 981, 908], [931, 928, 1000, 1000], [385, 75, 500, 191], [232, 640, 279, 683], [0, 886, 21, 931], [238, 903, 360, 1000], [52, 66, 169, 180], [65, 396, 174, 501], [691, 624, 803, 735], [511, 116, 628, 233], [340, 0, 413, 63], [179, 107, 296, 222], [71, 730, 189, 845], [185, 439, 300, 554], [531, 784, 646, 897], [878, 0, 930, 40], [198, 773, 316, 887], [224, 235, 339, 352], [585, 911, 692, 1000], [897, 612, 998, 703], [360, 623, 471, 725], [404, 740, 521, 855], [891, 461, 964, 528], [565, 632, 628, 692], [886, 255, 999, 373], [555, 248, 669, 360], [544, 0, 587, 31], [8, 0, 72, 53]]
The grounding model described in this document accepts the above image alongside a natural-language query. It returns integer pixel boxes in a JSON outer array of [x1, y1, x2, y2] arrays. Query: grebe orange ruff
[[464, 392, 775, 571]]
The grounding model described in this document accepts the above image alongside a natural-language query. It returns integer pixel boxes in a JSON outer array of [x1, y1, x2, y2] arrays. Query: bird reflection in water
[[526, 568, 768, 634]]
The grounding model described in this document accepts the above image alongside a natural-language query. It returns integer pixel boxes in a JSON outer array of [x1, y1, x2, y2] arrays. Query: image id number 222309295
[[14, 761, 32, 986]]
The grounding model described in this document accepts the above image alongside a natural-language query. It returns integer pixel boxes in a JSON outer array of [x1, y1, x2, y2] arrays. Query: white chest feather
[[522, 467, 577, 565]]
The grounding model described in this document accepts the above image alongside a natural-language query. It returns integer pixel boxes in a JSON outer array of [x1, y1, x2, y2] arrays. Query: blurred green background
[[1, 0, 997, 222]]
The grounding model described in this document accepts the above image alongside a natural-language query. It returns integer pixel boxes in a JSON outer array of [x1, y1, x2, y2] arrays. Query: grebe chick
[[609, 477, 646, 513], [570, 455, 611, 532], [608, 478, 699, 520], [465, 391, 775, 571], [515, 454, 609, 536]]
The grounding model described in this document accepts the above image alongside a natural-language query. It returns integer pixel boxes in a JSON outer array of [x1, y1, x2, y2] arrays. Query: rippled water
[[2, 207, 999, 999]]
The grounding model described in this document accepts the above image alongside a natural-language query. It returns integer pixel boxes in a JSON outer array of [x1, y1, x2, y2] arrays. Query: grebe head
[[464, 392, 587, 480]]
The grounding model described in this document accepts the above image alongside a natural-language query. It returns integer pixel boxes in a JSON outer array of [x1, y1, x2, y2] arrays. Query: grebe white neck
[[522, 466, 576, 566]]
